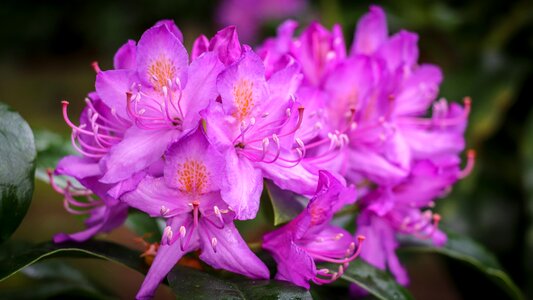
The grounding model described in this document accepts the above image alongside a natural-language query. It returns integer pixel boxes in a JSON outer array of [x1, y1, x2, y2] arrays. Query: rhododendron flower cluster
[[49, 5, 473, 299]]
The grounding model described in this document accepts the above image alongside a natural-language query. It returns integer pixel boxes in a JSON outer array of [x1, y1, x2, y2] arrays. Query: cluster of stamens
[[126, 76, 185, 130], [309, 235, 366, 284], [47, 169, 104, 215]]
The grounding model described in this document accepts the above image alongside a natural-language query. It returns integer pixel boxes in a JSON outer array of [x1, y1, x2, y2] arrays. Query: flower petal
[[54, 203, 128, 243], [217, 49, 269, 120], [351, 5, 388, 55], [221, 150, 263, 220], [136, 23, 189, 90], [121, 176, 190, 217], [393, 64, 442, 116], [113, 40, 137, 70], [100, 127, 180, 184], [208, 26, 242, 66], [198, 219, 269, 279], [95, 69, 135, 119], [263, 233, 315, 289], [181, 52, 224, 129], [164, 125, 225, 193], [55, 155, 101, 179], [135, 216, 194, 300]]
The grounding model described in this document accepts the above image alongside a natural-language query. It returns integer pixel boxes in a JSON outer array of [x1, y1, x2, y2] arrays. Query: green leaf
[[0, 240, 147, 282], [335, 260, 414, 300], [167, 265, 312, 300], [125, 209, 163, 243], [0, 103, 36, 244], [0, 260, 116, 300], [399, 230, 524, 300], [264, 180, 307, 226], [33, 129, 75, 187]]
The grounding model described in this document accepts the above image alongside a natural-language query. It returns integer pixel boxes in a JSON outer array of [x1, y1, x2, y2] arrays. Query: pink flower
[[263, 171, 364, 289], [123, 126, 269, 299]]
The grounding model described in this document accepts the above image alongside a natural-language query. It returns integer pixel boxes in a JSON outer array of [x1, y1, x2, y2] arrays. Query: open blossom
[[259, 5, 471, 187], [202, 48, 317, 220], [123, 127, 269, 299], [357, 152, 475, 284], [95, 20, 225, 185], [49, 80, 135, 242], [263, 171, 364, 289]]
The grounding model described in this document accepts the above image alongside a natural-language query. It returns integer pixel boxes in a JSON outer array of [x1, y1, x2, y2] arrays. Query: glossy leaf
[[0, 103, 36, 244], [167, 265, 312, 300], [0, 240, 147, 282], [0, 260, 115, 300], [335, 260, 414, 300], [264, 180, 307, 226], [399, 230, 524, 300]]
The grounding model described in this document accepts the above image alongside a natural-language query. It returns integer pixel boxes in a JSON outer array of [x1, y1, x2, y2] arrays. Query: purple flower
[[263, 171, 364, 289], [50, 92, 138, 242], [122, 126, 269, 300], [202, 47, 317, 220], [192, 26, 243, 66], [356, 152, 475, 284], [95, 20, 225, 184]]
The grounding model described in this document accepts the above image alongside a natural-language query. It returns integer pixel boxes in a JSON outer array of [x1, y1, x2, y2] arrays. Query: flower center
[[176, 159, 208, 194], [233, 79, 254, 120], [148, 55, 176, 92]]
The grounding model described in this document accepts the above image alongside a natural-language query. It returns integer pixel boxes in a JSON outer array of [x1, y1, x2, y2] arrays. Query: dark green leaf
[[399, 230, 524, 300], [264, 180, 307, 226], [0, 240, 147, 282], [0, 103, 36, 244], [167, 265, 312, 300], [335, 260, 414, 300], [125, 209, 163, 243], [0, 260, 116, 300]]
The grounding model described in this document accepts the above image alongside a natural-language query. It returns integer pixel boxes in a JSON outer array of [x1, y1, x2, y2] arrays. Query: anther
[[163, 226, 173, 245], [91, 61, 101, 73], [211, 237, 218, 253], [179, 226, 187, 238], [160, 205, 170, 216]]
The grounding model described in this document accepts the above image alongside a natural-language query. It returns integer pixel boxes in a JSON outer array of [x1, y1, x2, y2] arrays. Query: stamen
[[211, 237, 218, 253], [459, 149, 476, 179], [91, 61, 101, 73], [160, 205, 170, 216]]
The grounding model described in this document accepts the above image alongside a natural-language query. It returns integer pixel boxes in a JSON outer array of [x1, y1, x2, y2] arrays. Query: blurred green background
[[0, 0, 532, 299]]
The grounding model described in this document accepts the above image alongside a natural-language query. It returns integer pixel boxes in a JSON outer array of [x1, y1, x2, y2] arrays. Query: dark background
[[0, 0, 532, 299]]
